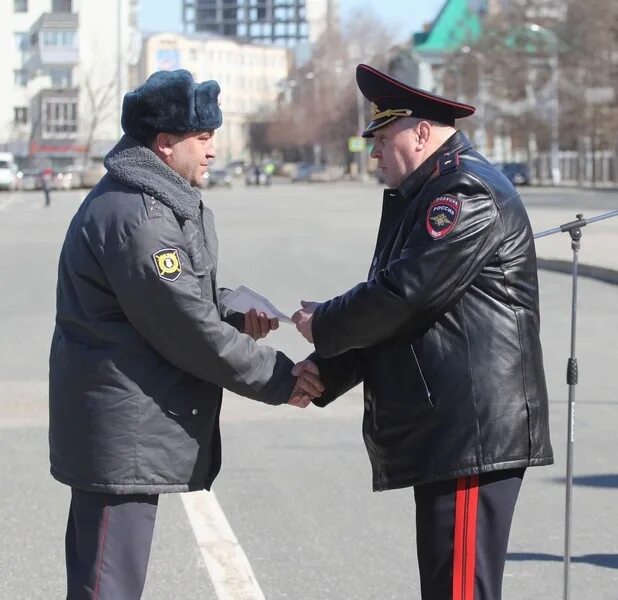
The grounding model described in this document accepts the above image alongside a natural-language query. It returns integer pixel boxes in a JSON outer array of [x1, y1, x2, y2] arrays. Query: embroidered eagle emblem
[[430, 213, 452, 228]]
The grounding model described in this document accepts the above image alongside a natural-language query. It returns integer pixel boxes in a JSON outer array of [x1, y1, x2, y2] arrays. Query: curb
[[537, 259, 618, 286]]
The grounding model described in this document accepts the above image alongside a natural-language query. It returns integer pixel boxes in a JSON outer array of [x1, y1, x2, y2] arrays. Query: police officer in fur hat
[[292, 64, 553, 599], [49, 69, 323, 599]]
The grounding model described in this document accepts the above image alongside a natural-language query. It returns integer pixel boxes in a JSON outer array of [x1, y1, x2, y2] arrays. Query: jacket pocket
[[186, 240, 214, 300], [163, 374, 218, 423], [184, 226, 212, 275], [410, 343, 433, 407], [162, 372, 196, 418], [190, 250, 212, 278]]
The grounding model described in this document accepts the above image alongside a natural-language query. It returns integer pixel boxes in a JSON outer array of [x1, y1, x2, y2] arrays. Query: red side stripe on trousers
[[452, 475, 479, 600]]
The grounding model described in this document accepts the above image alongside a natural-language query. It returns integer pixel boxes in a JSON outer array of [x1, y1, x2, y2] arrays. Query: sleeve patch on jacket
[[153, 248, 182, 281], [426, 195, 461, 239]]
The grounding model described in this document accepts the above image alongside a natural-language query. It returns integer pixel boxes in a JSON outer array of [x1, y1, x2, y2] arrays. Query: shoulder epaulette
[[437, 153, 460, 176], [143, 194, 164, 219]]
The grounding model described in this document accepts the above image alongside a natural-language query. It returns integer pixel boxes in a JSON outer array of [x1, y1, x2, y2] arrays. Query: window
[[62, 30, 75, 46], [14, 107, 28, 124], [14, 0, 28, 12], [52, 0, 72, 12], [42, 30, 75, 48], [14, 32, 29, 51], [50, 67, 72, 88], [42, 98, 78, 138], [14, 69, 28, 87]]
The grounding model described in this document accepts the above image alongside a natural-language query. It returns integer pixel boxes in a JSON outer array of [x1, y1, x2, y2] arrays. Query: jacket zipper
[[410, 344, 433, 406], [199, 204, 218, 305]]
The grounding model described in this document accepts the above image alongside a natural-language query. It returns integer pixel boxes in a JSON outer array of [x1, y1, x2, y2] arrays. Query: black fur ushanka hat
[[121, 69, 222, 141]]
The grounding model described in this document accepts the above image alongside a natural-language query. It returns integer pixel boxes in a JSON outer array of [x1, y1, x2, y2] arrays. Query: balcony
[[26, 12, 79, 72], [29, 88, 82, 157]]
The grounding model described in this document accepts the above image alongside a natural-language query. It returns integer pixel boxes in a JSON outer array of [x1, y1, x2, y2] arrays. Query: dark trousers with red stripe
[[414, 468, 525, 600], [65, 488, 159, 600]]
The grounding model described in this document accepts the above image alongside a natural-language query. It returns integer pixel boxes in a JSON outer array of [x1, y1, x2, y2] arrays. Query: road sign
[[348, 136, 366, 153]]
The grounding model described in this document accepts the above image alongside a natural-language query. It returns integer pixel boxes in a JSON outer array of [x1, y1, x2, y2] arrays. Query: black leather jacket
[[311, 131, 553, 490]]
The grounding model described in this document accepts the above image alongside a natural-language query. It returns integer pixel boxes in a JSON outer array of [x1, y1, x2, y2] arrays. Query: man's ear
[[153, 132, 174, 157], [417, 121, 432, 149]]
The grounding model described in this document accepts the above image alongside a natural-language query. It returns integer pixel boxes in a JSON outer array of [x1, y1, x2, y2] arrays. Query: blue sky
[[139, 0, 445, 42]]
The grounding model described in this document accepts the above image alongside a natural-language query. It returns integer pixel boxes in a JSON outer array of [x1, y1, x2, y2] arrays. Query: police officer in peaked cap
[[291, 64, 554, 599]]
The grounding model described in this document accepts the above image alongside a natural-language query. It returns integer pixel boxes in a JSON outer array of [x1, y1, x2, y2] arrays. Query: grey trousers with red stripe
[[65, 489, 159, 600], [414, 468, 525, 600]]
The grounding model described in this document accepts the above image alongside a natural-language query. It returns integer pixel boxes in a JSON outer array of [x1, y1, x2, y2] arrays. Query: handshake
[[243, 302, 321, 409]]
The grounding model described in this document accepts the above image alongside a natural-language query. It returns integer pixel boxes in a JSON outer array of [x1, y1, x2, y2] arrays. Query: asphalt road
[[0, 182, 616, 599]]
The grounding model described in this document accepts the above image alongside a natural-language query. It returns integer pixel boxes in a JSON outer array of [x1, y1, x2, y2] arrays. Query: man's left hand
[[291, 300, 319, 343], [244, 309, 279, 340]]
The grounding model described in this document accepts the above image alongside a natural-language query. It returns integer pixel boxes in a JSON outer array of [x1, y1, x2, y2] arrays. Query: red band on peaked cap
[[356, 63, 475, 137]]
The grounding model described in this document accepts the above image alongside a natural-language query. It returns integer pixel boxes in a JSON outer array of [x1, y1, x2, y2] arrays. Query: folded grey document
[[219, 285, 292, 323]]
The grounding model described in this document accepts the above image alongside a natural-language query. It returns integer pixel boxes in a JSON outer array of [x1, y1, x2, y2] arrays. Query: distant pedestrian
[[264, 161, 275, 185], [41, 167, 53, 207]]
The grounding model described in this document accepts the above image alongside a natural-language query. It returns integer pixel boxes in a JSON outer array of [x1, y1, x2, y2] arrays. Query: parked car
[[291, 163, 318, 182], [81, 162, 107, 188], [291, 163, 343, 183], [497, 162, 531, 186], [204, 168, 232, 188], [53, 169, 74, 190], [17, 168, 43, 190], [226, 160, 247, 177], [0, 152, 19, 191], [60, 164, 85, 189]]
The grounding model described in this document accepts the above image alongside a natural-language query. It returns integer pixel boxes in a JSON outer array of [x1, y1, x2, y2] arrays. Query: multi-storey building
[[140, 32, 291, 162], [181, 0, 335, 45], [0, 0, 139, 167]]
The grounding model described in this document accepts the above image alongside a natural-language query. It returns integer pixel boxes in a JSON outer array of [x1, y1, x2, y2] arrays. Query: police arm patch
[[152, 248, 182, 281], [426, 195, 461, 240]]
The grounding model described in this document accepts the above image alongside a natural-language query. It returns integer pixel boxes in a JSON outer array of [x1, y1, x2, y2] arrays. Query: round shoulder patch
[[425, 195, 461, 240]]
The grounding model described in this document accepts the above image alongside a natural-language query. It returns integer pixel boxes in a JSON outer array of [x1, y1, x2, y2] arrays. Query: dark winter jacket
[[311, 131, 553, 491], [49, 135, 295, 494]]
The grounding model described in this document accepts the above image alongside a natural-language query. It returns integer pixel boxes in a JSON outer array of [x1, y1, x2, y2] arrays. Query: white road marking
[[181, 489, 266, 600]]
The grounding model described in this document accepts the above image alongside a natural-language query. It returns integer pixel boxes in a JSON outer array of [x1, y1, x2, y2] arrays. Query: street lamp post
[[529, 23, 560, 185], [356, 86, 367, 181], [461, 46, 487, 156], [305, 71, 322, 167], [348, 44, 368, 181]]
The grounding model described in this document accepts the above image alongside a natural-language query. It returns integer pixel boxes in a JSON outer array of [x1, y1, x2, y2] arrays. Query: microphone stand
[[534, 209, 618, 600]]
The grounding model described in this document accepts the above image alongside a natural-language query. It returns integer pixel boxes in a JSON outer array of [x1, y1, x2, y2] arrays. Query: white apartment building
[[140, 32, 291, 162], [182, 0, 338, 46], [0, 0, 139, 167], [305, 0, 337, 43]]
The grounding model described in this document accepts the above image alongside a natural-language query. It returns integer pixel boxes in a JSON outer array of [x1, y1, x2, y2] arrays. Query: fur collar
[[104, 134, 201, 220]]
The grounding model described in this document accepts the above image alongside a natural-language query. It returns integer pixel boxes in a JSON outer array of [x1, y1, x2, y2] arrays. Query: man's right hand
[[287, 360, 324, 408]]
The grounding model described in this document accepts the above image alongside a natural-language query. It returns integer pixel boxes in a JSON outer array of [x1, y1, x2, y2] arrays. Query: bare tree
[[452, 0, 617, 165], [262, 8, 395, 165], [81, 71, 118, 163]]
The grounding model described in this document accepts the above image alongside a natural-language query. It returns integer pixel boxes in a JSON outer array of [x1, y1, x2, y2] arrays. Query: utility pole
[[356, 86, 367, 181], [462, 46, 487, 156], [529, 23, 560, 185], [117, 0, 123, 139]]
